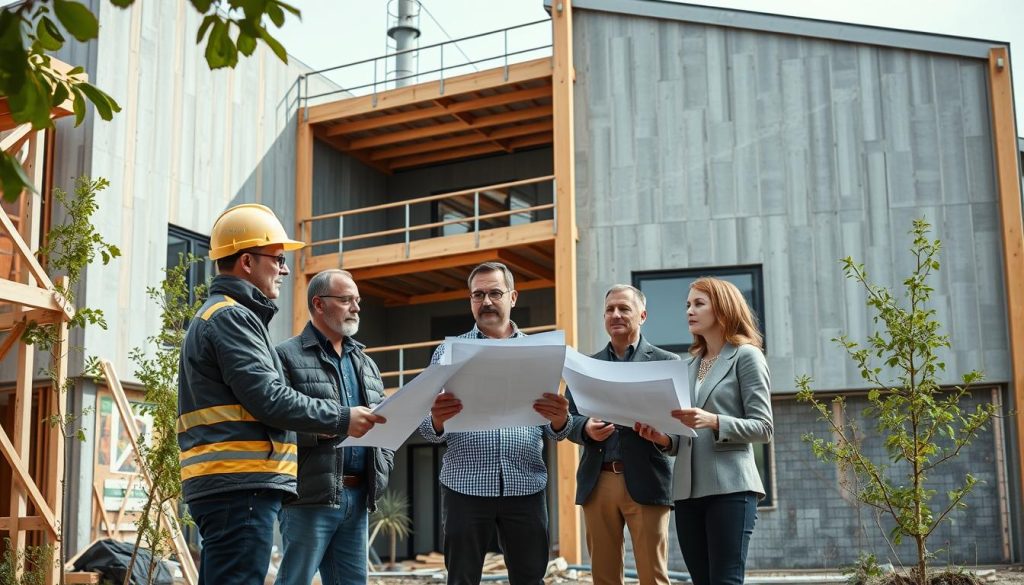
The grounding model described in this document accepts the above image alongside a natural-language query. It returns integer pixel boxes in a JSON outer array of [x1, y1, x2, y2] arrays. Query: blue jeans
[[276, 486, 369, 585], [189, 489, 282, 585], [674, 492, 758, 585]]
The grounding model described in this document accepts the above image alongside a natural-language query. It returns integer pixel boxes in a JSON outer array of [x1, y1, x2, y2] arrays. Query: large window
[[633, 266, 764, 354], [634, 265, 773, 506], [167, 225, 212, 304]]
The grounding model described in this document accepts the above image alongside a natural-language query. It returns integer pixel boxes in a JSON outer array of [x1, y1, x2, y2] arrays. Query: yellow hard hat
[[209, 203, 305, 260]]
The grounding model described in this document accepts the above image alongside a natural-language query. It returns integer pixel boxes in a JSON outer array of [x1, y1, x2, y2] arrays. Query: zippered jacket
[[177, 275, 347, 503], [275, 322, 395, 512]]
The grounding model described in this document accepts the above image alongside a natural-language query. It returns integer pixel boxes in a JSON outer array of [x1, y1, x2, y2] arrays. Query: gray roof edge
[[560, 0, 1007, 59]]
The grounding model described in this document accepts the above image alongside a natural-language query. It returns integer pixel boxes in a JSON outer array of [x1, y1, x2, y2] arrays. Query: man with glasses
[[274, 269, 392, 585], [419, 261, 573, 585], [178, 204, 357, 585]]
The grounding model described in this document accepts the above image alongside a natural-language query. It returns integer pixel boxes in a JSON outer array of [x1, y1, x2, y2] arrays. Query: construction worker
[[177, 204, 383, 585]]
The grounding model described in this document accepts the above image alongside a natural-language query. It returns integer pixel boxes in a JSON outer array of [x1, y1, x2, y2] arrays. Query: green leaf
[[236, 31, 256, 56], [265, 3, 285, 27], [51, 81, 69, 107], [259, 27, 287, 63], [203, 20, 238, 69], [196, 14, 217, 43], [190, 0, 215, 13], [78, 82, 121, 120], [71, 86, 86, 124], [37, 17, 65, 51], [53, 0, 100, 42], [109, 0, 136, 7], [0, 153, 38, 202]]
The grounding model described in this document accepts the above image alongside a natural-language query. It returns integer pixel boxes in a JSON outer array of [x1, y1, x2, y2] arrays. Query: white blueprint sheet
[[340, 362, 460, 450], [562, 347, 696, 437], [440, 330, 567, 432]]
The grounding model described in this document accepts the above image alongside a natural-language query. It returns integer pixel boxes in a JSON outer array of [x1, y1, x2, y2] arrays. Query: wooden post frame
[[987, 46, 1024, 533], [551, 0, 582, 564]]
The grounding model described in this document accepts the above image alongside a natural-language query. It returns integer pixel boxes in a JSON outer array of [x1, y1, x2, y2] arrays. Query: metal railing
[[301, 175, 556, 260], [366, 324, 558, 392], [298, 19, 551, 111]]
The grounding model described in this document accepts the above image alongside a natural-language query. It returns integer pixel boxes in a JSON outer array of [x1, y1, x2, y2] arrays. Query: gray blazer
[[671, 342, 773, 501]]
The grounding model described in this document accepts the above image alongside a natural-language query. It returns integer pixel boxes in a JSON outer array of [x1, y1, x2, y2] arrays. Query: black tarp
[[72, 539, 173, 585]]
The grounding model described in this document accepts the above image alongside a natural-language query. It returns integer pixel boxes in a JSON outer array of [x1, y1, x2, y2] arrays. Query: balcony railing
[[301, 175, 556, 261], [366, 324, 558, 393], [299, 19, 552, 110]]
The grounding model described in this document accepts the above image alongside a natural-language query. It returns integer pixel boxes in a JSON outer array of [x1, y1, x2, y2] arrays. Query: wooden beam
[[0, 427, 58, 537], [306, 58, 552, 124], [6, 330, 33, 558], [552, 0, 581, 564], [348, 104, 552, 151], [0, 308, 61, 332], [349, 250, 498, 281], [0, 280, 68, 313], [369, 120, 554, 162], [305, 221, 556, 275], [0, 516, 49, 532], [390, 278, 555, 307], [496, 249, 554, 281], [989, 47, 1024, 535], [323, 84, 552, 137], [0, 322, 25, 363], [388, 142, 507, 171], [0, 207, 59, 296], [44, 308, 68, 542], [503, 132, 555, 150], [295, 113, 315, 336], [356, 281, 411, 304], [312, 128, 391, 174]]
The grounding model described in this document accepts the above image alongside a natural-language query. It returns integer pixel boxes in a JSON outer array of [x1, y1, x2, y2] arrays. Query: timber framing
[[305, 58, 553, 173], [0, 90, 75, 584], [988, 47, 1024, 531]]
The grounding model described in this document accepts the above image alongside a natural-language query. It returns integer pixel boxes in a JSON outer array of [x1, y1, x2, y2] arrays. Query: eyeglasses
[[470, 290, 511, 302], [248, 252, 287, 268], [318, 295, 361, 306]]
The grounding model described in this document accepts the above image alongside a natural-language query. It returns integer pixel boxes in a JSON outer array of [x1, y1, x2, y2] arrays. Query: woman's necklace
[[697, 353, 719, 381]]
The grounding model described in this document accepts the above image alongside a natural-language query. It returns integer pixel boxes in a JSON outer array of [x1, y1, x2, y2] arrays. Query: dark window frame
[[167, 224, 212, 305], [633, 265, 773, 507]]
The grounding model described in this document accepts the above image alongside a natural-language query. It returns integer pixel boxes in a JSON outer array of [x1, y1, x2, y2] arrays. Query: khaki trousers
[[582, 471, 671, 585]]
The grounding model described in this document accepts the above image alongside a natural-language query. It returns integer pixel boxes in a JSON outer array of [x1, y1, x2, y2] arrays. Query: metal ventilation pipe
[[387, 0, 421, 87]]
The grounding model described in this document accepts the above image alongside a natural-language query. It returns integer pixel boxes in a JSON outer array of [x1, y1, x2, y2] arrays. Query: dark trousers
[[441, 486, 549, 585], [189, 489, 282, 585], [674, 492, 757, 585]]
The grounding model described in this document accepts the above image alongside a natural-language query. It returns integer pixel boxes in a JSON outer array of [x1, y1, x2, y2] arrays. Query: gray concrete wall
[[572, 8, 1013, 569]]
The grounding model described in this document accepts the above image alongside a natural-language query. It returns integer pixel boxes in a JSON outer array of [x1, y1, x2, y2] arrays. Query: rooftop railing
[[298, 19, 551, 110]]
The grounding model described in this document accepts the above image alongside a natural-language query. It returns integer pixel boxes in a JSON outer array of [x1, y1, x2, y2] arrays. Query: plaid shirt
[[417, 323, 573, 497]]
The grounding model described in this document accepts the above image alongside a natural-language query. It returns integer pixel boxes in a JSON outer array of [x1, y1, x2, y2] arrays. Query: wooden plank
[[64, 573, 100, 584], [294, 113, 314, 336], [92, 484, 115, 539], [0, 427, 57, 537], [551, 0, 581, 564], [305, 220, 556, 274], [307, 58, 553, 124], [0, 322, 25, 363], [496, 249, 554, 281], [369, 120, 553, 162], [348, 104, 553, 151], [7, 328, 34, 553], [0, 195, 60, 297], [0, 308, 61, 332], [355, 281, 411, 304], [0, 280, 68, 313], [323, 84, 552, 137], [0, 516, 48, 531], [988, 47, 1024, 529], [386, 142, 508, 171], [350, 250, 498, 280]]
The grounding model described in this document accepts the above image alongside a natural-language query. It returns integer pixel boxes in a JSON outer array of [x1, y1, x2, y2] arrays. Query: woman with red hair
[[640, 277, 773, 585]]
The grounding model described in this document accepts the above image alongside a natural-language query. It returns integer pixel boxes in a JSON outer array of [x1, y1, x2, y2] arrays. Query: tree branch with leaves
[[797, 219, 996, 585]]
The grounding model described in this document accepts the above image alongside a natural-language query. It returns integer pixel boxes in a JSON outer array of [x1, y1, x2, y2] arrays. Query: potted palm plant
[[369, 491, 413, 570]]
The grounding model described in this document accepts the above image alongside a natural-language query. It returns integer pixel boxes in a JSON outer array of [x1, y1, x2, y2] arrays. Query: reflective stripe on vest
[[177, 404, 258, 434], [200, 296, 237, 321], [180, 440, 298, 480]]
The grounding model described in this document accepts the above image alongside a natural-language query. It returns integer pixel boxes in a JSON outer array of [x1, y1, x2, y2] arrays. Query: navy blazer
[[567, 336, 681, 507]]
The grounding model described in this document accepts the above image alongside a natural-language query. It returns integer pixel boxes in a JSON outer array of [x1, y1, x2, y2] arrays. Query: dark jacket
[[276, 322, 395, 511], [178, 276, 346, 503], [567, 335, 681, 507]]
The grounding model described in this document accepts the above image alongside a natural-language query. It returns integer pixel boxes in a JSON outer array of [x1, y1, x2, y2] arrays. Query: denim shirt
[[313, 328, 368, 475]]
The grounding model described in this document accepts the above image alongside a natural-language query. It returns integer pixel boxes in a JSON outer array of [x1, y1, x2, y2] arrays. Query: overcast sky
[[276, 0, 1024, 136]]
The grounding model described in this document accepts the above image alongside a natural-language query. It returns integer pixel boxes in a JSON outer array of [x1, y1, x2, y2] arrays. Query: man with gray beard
[[274, 269, 394, 585]]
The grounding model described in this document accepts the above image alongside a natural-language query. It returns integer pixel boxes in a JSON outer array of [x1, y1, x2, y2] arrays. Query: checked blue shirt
[[417, 323, 573, 497]]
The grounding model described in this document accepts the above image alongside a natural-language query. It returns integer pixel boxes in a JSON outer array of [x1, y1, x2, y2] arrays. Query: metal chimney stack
[[387, 0, 421, 88]]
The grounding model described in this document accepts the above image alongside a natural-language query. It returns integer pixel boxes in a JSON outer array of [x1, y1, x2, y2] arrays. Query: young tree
[[796, 219, 997, 585], [0, 0, 299, 201], [125, 255, 205, 585]]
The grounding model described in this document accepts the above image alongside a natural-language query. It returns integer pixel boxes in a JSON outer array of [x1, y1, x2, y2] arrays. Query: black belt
[[600, 461, 624, 474]]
